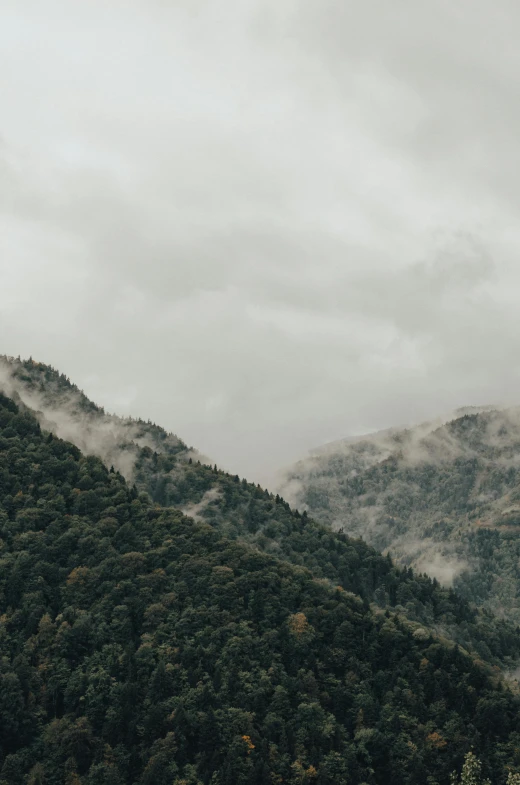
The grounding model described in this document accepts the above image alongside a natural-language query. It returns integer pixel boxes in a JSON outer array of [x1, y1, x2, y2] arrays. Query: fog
[[2, 1, 520, 483], [0, 357, 186, 479], [277, 405, 520, 585]]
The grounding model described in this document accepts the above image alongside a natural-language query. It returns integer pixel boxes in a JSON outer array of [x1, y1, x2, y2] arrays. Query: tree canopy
[[2, 394, 520, 782]]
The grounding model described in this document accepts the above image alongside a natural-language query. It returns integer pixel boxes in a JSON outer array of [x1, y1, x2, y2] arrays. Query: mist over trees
[[280, 409, 520, 624], [2, 361, 520, 782]]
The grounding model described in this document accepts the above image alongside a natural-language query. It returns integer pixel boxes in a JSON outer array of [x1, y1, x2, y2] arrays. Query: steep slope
[[3, 393, 520, 784], [3, 357, 520, 667], [0, 355, 188, 477], [279, 408, 520, 623]]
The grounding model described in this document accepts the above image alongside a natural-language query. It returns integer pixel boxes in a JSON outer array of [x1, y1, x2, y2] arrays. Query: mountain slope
[[3, 392, 520, 783], [3, 357, 520, 668], [279, 409, 520, 623], [0, 355, 188, 478]]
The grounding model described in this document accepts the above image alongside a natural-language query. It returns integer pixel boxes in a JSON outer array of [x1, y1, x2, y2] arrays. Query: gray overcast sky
[[2, 0, 520, 484]]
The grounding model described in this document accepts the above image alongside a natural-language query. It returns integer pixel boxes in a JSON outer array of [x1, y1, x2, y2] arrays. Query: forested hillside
[[3, 357, 520, 668], [3, 392, 520, 783], [280, 409, 520, 624], [0, 355, 187, 478]]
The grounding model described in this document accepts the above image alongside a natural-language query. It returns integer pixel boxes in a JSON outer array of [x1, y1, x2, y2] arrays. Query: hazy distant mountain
[[279, 407, 520, 622]]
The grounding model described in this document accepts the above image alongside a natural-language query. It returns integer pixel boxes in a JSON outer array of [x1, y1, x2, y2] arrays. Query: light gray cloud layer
[[2, 0, 520, 483]]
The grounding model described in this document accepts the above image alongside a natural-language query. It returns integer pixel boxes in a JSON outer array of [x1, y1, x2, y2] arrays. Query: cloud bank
[[2, 0, 520, 482]]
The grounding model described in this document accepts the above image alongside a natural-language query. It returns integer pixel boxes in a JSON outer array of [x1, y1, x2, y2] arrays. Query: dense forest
[[3, 391, 520, 783], [3, 357, 520, 668]]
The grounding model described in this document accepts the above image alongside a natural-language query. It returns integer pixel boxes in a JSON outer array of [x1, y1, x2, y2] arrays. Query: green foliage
[[132, 439, 520, 669], [2, 395, 520, 783], [7, 356, 520, 668]]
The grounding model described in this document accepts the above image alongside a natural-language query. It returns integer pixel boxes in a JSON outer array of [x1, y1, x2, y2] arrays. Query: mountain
[[279, 408, 520, 624], [2, 381, 520, 783], [0, 356, 188, 477], [3, 357, 520, 669]]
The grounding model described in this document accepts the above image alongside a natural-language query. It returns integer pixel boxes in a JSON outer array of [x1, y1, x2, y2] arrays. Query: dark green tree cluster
[[2, 396, 520, 783], [133, 446, 520, 667], [6, 356, 520, 668]]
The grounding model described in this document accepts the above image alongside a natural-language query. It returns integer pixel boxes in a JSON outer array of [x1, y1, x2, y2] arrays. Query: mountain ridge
[[2, 355, 520, 670], [279, 407, 520, 623], [0, 355, 189, 479], [2, 380, 520, 782]]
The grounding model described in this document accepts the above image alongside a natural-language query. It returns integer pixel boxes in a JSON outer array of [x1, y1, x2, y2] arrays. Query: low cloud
[[276, 406, 520, 587], [398, 541, 470, 588], [0, 356, 185, 480], [181, 487, 222, 522]]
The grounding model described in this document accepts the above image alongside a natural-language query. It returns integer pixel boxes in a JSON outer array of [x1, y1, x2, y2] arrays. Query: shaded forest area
[[1, 393, 520, 783]]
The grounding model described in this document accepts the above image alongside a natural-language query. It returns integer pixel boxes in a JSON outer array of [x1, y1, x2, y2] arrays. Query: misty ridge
[[2, 355, 519, 582], [0, 355, 191, 480], [5, 380, 520, 785], [9, 352, 520, 628], [3, 357, 520, 645], [278, 405, 520, 621]]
